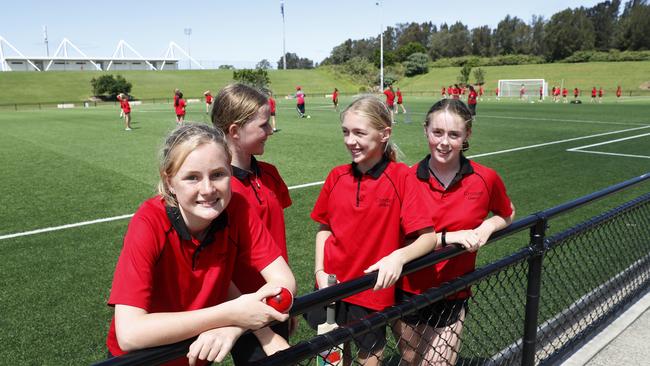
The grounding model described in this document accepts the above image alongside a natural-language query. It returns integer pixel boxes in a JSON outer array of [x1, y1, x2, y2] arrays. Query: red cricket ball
[[265, 287, 293, 313]]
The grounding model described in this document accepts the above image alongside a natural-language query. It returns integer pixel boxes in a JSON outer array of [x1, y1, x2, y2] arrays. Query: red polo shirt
[[175, 99, 186, 116], [396, 90, 403, 104], [383, 89, 395, 107], [468, 90, 477, 105], [311, 157, 434, 310], [205, 94, 213, 104], [106, 194, 282, 363], [268, 97, 276, 114], [230, 157, 291, 294], [574, 88, 580, 97], [332, 90, 338, 102], [400, 155, 512, 299], [592, 88, 597, 97], [119, 98, 131, 113]]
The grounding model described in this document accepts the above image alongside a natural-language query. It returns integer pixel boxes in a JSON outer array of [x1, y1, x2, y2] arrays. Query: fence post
[[521, 216, 547, 366]]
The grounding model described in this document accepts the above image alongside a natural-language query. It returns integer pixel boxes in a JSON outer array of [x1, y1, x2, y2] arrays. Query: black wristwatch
[[441, 229, 448, 247]]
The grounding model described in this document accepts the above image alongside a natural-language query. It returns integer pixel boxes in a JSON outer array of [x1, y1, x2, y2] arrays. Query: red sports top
[[205, 94, 213, 104], [332, 90, 338, 102], [383, 89, 395, 106], [400, 155, 512, 299], [396, 90, 403, 104], [574, 88, 580, 97], [468, 90, 477, 105], [175, 99, 186, 116], [268, 97, 276, 114], [230, 157, 292, 294], [616, 87, 622, 97], [592, 88, 597, 97], [119, 98, 131, 113], [311, 157, 433, 310], [441, 87, 447, 96], [106, 194, 281, 364], [598, 88, 604, 97]]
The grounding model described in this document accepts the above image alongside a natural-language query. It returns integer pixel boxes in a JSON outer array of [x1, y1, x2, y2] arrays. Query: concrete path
[[560, 289, 650, 366]]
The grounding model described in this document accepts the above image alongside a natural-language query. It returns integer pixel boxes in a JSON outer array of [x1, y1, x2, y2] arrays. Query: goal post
[[498, 79, 547, 99]]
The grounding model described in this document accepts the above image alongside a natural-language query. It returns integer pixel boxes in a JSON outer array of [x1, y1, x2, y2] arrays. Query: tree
[[277, 52, 314, 69], [90, 74, 132, 99], [395, 42, 427, 62], [473, 67, 486, 85], [232, 69, 270, 89], [544, 8, 595, 61], [403, 52, 429, 77], [218, 65, 235, 70], [615, 0, 650, 50], [494, 15, 532, 55], [471, 25, 493, 56], [255, 59, 272, 69], [587, 0, 621, 50], [445, 22, 472, 57], [457, 64, 472, 85], [529, 15, 547, 56]]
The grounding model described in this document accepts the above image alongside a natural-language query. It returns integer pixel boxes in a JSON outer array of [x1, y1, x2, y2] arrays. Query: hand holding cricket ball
[[265, 287, 293, 313]]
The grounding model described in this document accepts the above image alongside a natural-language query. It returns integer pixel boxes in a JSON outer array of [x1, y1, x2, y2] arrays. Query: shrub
[[232, 69, 270, 89], [403, 52, 430, 76], [90, 75, 132, 99]]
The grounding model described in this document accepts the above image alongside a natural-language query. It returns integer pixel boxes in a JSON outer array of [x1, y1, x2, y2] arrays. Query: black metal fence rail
[[93, 172, 649, 366]]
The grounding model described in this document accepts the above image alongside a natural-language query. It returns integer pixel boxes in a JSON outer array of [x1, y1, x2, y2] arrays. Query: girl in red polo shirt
[[106, 124, 295, 366], [396, 87, 406, 114], [309, 96, 438, 365], [467, 85, 478, 118], [175, 92, 186, 124], [203, 90, 212, 114], [332, 87, 339, 111], [211, 83, 294, 364], [116, 93, 132, 131], [395, 99, 515, 365]]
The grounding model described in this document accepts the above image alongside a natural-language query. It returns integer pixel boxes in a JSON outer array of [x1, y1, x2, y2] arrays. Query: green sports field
[[1, 95, 648, 365]]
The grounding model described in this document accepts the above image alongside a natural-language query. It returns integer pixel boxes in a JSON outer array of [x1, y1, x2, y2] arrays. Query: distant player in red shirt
[[174, 92, 186, 124], [616, 85, 622, 100], [204, 90, 213, 113], [383, 84, 396, 123], [441, 86, 447, 99], [396, 87, 407, 114], [295, 86, 309, 118], [598, 87, 604, 103], [447, 85, 453, 98], [332, 87, 339, 111], [478, 85, 484, 101], [519, 84, 526, 100], [574, 87, 580, 99], [591, 87, 597, 103], [267, 90, 278, 132], [116, 93, 132, 131], [451, 84, 460, 100], [539, 86, 544, 101], [308, 96, 437, 366], [105, 124, 294, 366], [495, 87, 500, 100], [211, 84, 295, 364], [562, 87, 568, 103], [467, 85, 478, 118], [396, 99, 515, 365]]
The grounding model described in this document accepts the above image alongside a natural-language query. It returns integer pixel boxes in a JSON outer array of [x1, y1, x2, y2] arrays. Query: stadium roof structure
[[0, 36, 183, 72]]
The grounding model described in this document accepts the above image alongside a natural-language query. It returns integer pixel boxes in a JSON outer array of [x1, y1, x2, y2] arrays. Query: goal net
[[498, 79, 547, 98]]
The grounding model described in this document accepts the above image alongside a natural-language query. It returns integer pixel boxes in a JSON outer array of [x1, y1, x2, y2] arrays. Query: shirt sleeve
[[400, 168, 435, 236], [232, 195, 283, 273], [310, 170, 335, 225], [108, 210, 162, 310], [488, 171, 513, 218]]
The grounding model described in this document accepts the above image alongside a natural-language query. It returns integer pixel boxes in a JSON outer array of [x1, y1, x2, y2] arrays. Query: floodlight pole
[[184, 27, 192, 70], [281, 0, 286, 70], [377, 1, 384, 91], [43, 25, 49, 57]]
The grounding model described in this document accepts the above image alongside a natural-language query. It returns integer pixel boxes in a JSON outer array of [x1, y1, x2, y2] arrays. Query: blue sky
[[0, 0, 604, 68]]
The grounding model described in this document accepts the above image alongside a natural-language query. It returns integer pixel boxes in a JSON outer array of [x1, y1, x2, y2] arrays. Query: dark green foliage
[[403, 52, 430, 77], [473, 67, 486, 85], [616, 0, 650, 51], [277, 52, 314, 69], [218, 65, 235, 69], [587, 0, 621, 50], [431, 54, 546, 68], [336, 57, 378, 87], [395, 42, 427, 62], [232, 69, 270, 89], [372, 49, 397, 67], [255, 59, 272, 70], [494, 15, 532, 55], [544, 8, 596, 61], [90, 74, 132, 99], [457, 64, 472, 84], [561, 49, 650, 62]]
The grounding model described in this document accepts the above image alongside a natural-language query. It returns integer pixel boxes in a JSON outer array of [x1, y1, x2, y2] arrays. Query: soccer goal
[[498, 79, 547, 99]]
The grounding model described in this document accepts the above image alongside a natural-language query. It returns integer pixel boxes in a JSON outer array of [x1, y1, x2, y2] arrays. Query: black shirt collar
[[232, 156, 261, 182], [416, 154, 473, 188], [352, 154, 390, 179], [165, 205, 228, 243]]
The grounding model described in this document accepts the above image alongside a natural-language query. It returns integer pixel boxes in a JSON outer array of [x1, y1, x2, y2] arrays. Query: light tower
[[184, 27, 192, 69], [376, 1, 384, 91]]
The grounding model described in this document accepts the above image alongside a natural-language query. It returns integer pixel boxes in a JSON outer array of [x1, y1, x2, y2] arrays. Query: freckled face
[[425, 111, 470, 166]]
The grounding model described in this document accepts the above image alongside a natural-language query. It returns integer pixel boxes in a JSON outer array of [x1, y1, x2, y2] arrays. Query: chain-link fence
[[93, 174, 649, 366]]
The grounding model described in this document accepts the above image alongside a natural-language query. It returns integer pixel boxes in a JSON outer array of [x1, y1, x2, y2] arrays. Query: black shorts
[[270, 112, 276, 116], [468, 103, 476, 116], [297, 103, 305, 114], [304, 300, 387, 353], [230, 321, 289, 365], [396, 289, 468, 328]]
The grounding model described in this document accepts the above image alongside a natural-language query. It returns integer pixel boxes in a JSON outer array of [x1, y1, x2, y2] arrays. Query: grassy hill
[[398, 61, 650, 95], [0, 68, 359, 104], [1, 61, 648, 105]]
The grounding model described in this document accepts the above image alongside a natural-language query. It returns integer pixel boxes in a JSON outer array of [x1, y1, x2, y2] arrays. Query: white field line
[[480, 114, 649, 126], [2, 125, 649, 241], [567, 132, 650, 159]]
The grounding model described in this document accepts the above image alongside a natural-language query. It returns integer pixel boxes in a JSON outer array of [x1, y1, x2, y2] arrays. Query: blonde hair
[[211, 83, 269, 133], [157, 124, 232, 206], [341, 95, 399, 161]]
